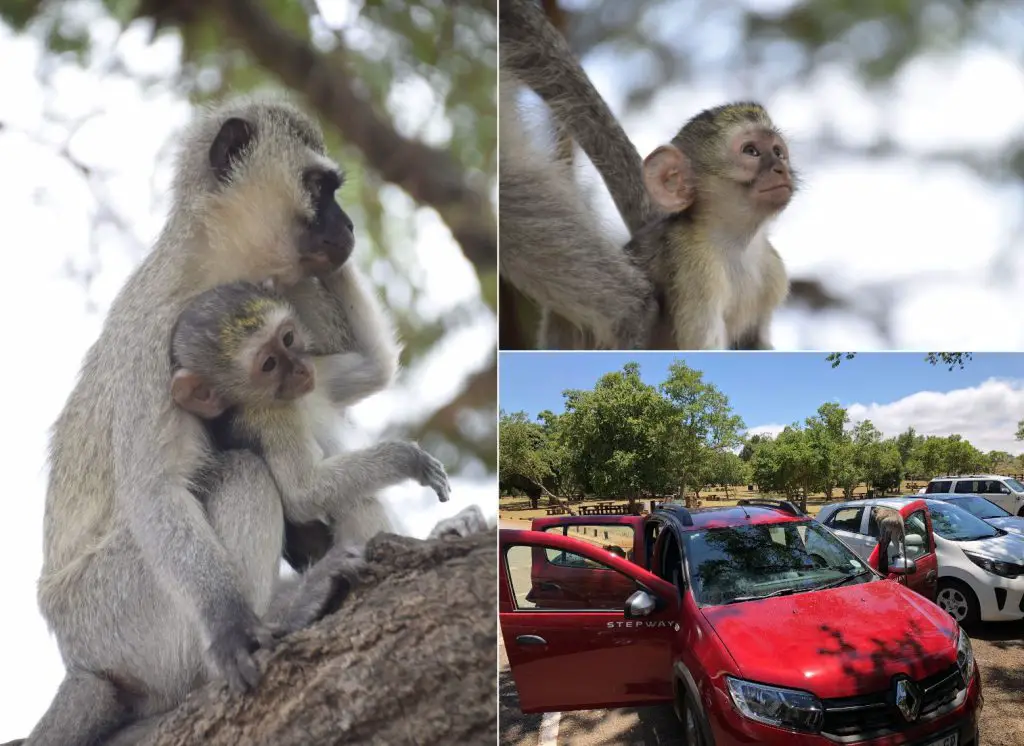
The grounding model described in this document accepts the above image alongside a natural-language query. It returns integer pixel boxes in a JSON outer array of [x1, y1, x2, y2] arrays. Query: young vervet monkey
[[500, 0, 794, 350], [29, 93, 481, 746], [626, 102, 794, 350], [170, 281, 451, 543]]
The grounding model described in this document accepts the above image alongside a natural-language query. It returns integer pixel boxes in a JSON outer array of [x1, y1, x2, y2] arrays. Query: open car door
[[867, 499, 939, 601], [499, 528, 680, 713]]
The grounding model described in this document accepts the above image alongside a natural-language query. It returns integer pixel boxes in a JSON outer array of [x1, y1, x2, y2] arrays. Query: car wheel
[[1017, 506, 1024, 517], [675, 686, 710, 746], [936, 580, 980, 625]]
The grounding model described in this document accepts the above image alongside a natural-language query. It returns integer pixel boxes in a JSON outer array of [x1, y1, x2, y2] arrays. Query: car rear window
[[926, 480, 952, 493]]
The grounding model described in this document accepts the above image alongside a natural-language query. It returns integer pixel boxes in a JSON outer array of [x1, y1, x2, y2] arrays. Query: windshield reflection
[[684, 521, 871, 606]]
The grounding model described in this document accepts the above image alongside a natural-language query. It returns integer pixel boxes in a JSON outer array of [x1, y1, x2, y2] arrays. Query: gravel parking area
[[967, 621, 1024, 746]]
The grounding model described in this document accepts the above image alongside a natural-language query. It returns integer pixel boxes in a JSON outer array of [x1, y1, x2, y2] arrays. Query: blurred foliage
[[557, 0, 1024, 180], [0, 0, 497, 471]]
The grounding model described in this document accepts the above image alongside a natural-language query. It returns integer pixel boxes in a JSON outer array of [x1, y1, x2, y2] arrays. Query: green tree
[[909, 436, 948, 479], [706, 451, 751, 500], [498, 410, 551, 508], [804, 402, 850, 499], [559, 363, 676, 508], [660, 361, 745, 506], [943, 435, 986, 475], [1016, 419, 1024, 442], [739, 433, 766, 462]]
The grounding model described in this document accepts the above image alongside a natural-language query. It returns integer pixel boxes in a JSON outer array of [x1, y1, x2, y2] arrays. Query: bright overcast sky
[[0, 8, 495, 739]]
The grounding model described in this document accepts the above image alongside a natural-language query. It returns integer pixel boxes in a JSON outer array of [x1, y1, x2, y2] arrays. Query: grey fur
[[499, 71, 656, 350], [30, 93, 398, 746]]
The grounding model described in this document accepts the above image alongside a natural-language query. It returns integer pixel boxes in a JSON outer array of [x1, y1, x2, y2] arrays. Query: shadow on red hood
[[701, 580, 958, 699]]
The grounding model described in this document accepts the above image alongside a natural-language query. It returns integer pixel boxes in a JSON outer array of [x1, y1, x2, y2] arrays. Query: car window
[[927, 503, 1001, 542], [953, 480, 977, 494], [825, 507, 864, 533], [987, 480, 1011, 495], [506, 544, 639, 611], [949, 496, 1010, 520], [925, 480, 952, 494], [1006, 478, 1024, 492], [542, 523, 635, 564], [903, 510, 930, 559], [682, 522, 869, 606]]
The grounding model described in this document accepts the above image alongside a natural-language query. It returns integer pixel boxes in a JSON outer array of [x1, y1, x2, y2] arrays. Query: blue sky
[[499, 353, 1024, 446]]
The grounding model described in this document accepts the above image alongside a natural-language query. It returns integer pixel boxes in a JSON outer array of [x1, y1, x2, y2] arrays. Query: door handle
[[539, 582, 562, 592], [516, 635, 548, 646]]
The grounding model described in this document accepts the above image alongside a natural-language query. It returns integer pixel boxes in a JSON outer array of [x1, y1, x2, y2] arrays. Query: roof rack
[[736, 499, 806, 517]]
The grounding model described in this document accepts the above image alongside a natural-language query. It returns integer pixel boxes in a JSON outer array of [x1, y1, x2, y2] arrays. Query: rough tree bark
[[1, 530, 496, 746], [138, 530, 497, 746]]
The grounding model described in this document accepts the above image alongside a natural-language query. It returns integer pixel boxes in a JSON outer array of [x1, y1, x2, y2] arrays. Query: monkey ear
[[209, 117, 255, 183], [643, 145, 695, 213], [171, 369, 228, 419]]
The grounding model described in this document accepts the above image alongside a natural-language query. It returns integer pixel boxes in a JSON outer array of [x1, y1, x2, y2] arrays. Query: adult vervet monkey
[[28, 93, 484, 746]]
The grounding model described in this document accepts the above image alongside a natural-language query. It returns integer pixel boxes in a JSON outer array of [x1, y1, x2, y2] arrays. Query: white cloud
[[746, 423, 788, 439], [845, 378, 1024, 454]]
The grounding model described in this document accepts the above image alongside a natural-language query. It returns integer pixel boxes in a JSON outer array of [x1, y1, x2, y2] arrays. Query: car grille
[[821, 665, 963, 740]]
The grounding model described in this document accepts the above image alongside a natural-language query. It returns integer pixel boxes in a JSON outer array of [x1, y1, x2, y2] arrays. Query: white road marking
[[538, 710, 561, 746]]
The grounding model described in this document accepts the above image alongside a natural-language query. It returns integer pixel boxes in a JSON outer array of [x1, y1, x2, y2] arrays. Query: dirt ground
[[966, 621, 1024, 746]]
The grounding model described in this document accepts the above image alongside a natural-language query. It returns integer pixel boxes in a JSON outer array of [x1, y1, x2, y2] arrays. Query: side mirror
[[889, 557, 918, 575], [624, 590, 659, 619], [905, 534, 924, 548]]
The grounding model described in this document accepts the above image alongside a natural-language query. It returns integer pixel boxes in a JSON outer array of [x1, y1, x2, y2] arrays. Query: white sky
[[747, 377, 1024, 454], [544, 40, 1024, 349], [0, 8, 495, 740]]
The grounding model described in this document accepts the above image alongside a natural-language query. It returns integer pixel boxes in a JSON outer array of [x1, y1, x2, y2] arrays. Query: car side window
[[903, 511, 930, 560], [506, 544, 639, 612], [543, 524, 635, 563], [826, 507, 864, 533], [925, 480, 952, 494], [953, 480, 976, 494], [990, 481, 1011, 494]]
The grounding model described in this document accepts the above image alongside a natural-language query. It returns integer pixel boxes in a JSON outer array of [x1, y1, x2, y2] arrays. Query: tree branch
[[145, 0, 496, 275]]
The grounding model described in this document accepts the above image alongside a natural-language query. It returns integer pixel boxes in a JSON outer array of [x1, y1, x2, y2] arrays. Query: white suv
[[925, 475, 1024, 517]]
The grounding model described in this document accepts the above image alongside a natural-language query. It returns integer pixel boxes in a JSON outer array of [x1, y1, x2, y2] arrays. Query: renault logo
[[894, 678, 922, 722]]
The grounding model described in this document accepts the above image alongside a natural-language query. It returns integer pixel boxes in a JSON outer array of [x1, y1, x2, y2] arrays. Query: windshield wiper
[[724, 587, 804, 604], [815, 570, 871, 592]]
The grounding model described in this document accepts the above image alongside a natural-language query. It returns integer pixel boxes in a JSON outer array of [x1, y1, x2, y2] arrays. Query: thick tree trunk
[[97, 530, 496, 746]]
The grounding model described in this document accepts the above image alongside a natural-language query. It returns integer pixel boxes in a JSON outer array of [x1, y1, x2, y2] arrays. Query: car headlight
[[725, 676, 824, 733], [963, 551, 1024, 578], [956, 628, 975, 685]]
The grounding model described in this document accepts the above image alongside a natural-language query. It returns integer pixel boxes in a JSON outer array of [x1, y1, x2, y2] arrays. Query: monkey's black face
[[298, 167, 355, 277]]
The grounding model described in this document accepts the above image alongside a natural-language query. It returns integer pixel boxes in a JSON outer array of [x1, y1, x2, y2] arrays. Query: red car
[[499, 499, 982, 745]]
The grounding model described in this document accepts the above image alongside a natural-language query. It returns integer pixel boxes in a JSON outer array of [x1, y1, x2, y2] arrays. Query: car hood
[[981, 517, 1024, 537], [701, 580, 958, 699], [954, 530, 1024, 559]]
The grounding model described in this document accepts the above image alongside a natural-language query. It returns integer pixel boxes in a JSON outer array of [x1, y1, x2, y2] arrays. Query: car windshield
[[927, 502, 1001, 541], [1006, 478, 1024, 492], [683, 521, 872, 607], [947, 496, 1011, 520]]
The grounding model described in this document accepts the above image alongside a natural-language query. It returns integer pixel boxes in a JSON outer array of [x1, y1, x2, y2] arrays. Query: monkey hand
[[411, 445, 451, 503], [206, 603, 277, 694], [427, 504, 489, 540]]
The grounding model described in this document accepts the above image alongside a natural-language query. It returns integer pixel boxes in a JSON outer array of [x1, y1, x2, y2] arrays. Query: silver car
[[931, 494, 1024, 537]]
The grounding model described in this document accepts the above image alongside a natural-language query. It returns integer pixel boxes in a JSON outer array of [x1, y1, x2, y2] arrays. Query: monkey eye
[[262, 356, 277, 373], [742, 143, 760, 157], [282, 330, 294, 347], [773, 145, 786, 159]]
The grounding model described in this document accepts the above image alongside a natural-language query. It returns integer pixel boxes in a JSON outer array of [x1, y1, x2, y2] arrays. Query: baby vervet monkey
[[169, 281, 452, 547], [627, 102, 795, 350]]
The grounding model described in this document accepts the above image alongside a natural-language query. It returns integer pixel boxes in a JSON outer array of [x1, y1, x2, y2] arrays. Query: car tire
[[936, 579, 980, 625], [675, 686, 711, 746], [1017, 506, 1024, 518]]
